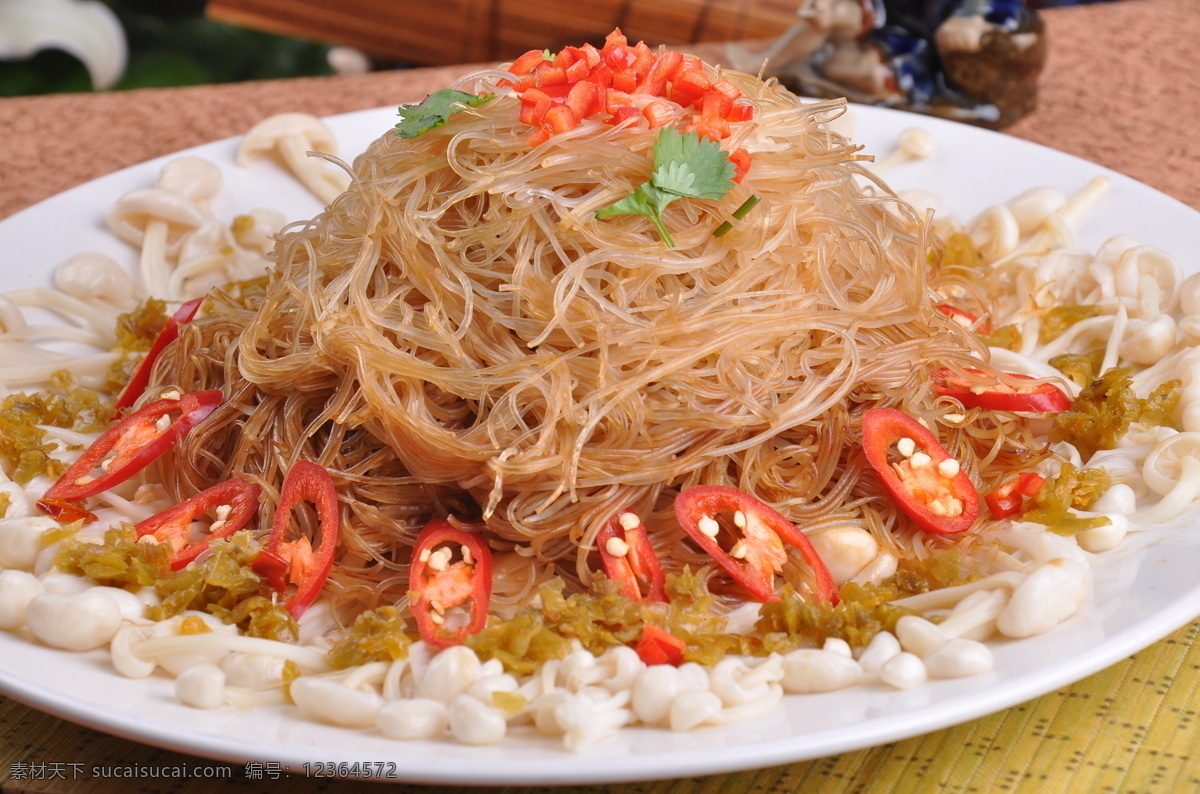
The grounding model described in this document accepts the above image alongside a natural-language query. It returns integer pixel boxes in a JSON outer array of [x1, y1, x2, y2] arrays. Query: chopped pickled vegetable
[[1039, 304, 1101, 344], [657, 568, 756, 665], [55, 525, 170, 589], [229, 214, 256, 238], [757, 583, 916, 652], [113, 299, 170, 352], [105, 299, 171, 393], [0, 375, 111, 484], [535, 578, 646, 652], [980, 324, 1023, 351], [325, 606, 413, 669], [933, 232, 987, 272], [222, 276, 270, 309], [466, 607, 573, 676], [209, 595, 299, 643], [1022, 462, 1114, 526], [1049, 350, 1106, 388], [179, 615, 212, 635], [1048, 515, 1113, 536], [889, 548, 978, 595], [492, 691, 528, 714], [1050, 368, 1179, 458], [149, 531, 269, 622]]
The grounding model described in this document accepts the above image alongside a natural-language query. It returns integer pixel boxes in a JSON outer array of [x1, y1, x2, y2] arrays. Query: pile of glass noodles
[[150, 40, 1025, 621]]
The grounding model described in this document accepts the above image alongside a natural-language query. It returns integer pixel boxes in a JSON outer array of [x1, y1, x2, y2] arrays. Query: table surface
[[0, 1, 1198, 792]]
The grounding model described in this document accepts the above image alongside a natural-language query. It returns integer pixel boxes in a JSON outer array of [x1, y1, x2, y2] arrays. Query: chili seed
[[427, 547, 453, 571], [605, 537, 630, 557]]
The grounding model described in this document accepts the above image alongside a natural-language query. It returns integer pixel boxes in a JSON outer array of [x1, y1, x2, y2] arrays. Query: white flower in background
[[0, 0, 127, 89]]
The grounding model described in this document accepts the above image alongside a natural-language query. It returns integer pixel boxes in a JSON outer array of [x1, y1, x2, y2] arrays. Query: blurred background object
[[726, 0, 1048, 128], [0, 0, 126, 90], [0, 0, 1125, 99], [204, 0, 798, 66], [0, 0, 333, 96]]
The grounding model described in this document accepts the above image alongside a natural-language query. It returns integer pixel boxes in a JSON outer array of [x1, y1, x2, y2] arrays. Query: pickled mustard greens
[[56, 525, 170, 588], [1022, 462, 1115, 527], [326, 606, 413, 669], [154, 534, 298, 642], [209, 595, 299, 643], [56, 527, 295, 640], [757, 585, 915, 653], [0, 372, 110, 484], [1049, 351, 1106, 388], [112, 298, 170, 352], [980, 324, 1023, 351], [1039, 305, 1102, 345], [1051, 368, 1180, 458], [104, 298, 170, 393], [936, 231, 988, 271]]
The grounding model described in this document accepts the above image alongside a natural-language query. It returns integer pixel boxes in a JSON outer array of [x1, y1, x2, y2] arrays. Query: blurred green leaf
[[0, 2, 334, 97], [117, 51, 210, 89]]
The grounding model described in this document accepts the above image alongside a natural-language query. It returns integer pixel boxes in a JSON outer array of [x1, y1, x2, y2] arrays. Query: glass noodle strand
[[149, 69, 1025, 620]]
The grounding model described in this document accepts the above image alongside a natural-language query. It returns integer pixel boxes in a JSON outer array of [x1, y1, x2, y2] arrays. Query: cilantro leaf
[[395, 89, 493, 138], [596, 127, 736, 247], [649, 127, 735, 199], [596, 183, 678, 246]]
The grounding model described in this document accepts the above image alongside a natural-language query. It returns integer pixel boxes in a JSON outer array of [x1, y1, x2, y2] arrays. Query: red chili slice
[[252, 461, 339, 618], [408, 518, 493, 649], [38, 389, 222, 520], [932, 367, 1072, 413], [635, 624, 687, 666], [114, 298, 204, 414], [135, 477, 261, 570], [35, 499, 97, 525], [935, 304, 992, 335], [596, 509, 667, 603], [984, 472, 1046, 519], [675, 485, 838, 604], [861, 407, 979, 535]]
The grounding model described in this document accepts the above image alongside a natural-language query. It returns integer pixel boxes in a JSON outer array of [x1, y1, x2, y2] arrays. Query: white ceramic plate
[[0, 104, 1199, 785]]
